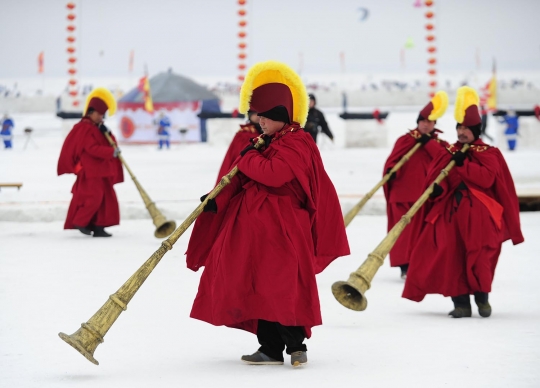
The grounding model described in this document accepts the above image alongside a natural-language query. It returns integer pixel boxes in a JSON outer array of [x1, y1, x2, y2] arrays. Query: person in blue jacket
[[1, 114, 14, 149], [499, 109, 519, 151], [156, 112, 171, 149]]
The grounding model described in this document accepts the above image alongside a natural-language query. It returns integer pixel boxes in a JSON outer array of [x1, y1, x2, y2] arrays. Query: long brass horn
[[58, 137, 265, 365], [343, 142, 422, 227], [103, 131, 176, 238], [333, 144, 469, 311]]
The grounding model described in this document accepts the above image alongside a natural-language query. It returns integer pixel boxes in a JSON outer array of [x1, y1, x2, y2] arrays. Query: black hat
[[257, 105, 290, 123], [308, 93, 316, 102], [456, 122, 482, 140]]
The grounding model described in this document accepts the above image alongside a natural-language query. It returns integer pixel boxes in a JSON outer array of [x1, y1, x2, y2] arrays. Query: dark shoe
[[399, 264, 409, 280], [93, 226, 112, 237], [474, 292, 492, 318], [449, 294, 472, 318], [448, 306, 472, 318], [241, 351, 283, 365], [75, 225, 92, 236], [290, 351, 308, 367]]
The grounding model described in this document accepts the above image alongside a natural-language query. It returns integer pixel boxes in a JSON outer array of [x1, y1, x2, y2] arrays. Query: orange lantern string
[[68, 57, 77, 63], [239, 20, 247, 27], [67, 14, 76, 21], [238, 0, 246, 4], [426, 35, 435, 41], [425, 0, 433, 6], [67, 36, 76, 43], [427, 46, 437, 53], [428, 69, 437, 75], [425, 24, 434, 30], [69, 90, 78, 96], [429, 81, 437, 87], [238, 75, 245, 81], [428, 58, 437, 65], [238, 64, 247, 70], [69, 79, 77, 86], [429, 92, 435, 98], [67, 47, 76, 53], [238, 31, 246, 38], [239, 42, 247, 49], [238, 9, 246, 16], [425, 11, 434, 18], [68, 68, 77, 75], [66, 2, 75, 9], [238, 53, 247, 59], [67, 25, 76, 32], [72, 100, 80, 107]]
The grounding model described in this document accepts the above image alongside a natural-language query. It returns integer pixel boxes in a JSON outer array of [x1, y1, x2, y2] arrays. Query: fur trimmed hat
[[84, 87, 117, 116], [454, 86, 481, 127], [418, 91, 449, 122]]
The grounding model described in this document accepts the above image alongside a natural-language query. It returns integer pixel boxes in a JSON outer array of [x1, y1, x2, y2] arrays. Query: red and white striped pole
[[237, 0, 248, 84], [424, 0, 437, 98], [66, 2, 79, 108]]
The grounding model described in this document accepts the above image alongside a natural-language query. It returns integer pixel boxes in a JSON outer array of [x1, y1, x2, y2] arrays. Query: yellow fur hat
[[84, 87, 117, 116], [419, 90, 449, 121], [239, 61, 308, 126], [454, 86, 481, 126]]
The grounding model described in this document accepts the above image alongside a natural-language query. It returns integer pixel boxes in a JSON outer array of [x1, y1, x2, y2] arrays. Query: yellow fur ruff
[[454, 86, 479, 124], [84, 87, 117, 117], [428, 91, 449, 121], [239, 61, 308, 126]]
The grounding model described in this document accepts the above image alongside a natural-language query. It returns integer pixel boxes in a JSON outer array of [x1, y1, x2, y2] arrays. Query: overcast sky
[[1, 0, 539, 79]]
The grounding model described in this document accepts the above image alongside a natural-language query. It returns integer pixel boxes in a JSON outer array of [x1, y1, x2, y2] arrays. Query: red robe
[[383, 129, 448, 267], [186, 124, 350, 336], [216, 123, 262, 183], [402, 140, 524, 302], [58, 118, 124, 229]]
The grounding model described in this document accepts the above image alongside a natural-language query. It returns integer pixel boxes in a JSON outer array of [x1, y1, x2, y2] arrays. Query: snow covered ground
[[1, 113, 540, 387]]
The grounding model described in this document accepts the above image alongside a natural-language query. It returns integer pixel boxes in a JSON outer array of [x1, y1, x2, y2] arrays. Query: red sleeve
[[423, 139, 447, 159], [237, 149, 296, 187], [455, 153, 498, 189], [83, 131, 114, 159]]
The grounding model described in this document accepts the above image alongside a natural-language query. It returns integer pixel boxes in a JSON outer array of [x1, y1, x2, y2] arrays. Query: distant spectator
[[304, 94, 334, 143], [499, 109, 519, 151], [156, 112, 171, 149], [1, 114, 14, 149]]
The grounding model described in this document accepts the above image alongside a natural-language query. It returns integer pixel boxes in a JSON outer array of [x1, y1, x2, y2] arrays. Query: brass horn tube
[[343, 142, 422, 227], [103, 131, 176, 238], [333, 144, 469, 311], [59, 137, 266, 364]]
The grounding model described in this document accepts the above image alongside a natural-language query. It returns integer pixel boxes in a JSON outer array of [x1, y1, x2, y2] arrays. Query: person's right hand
[[113, 148, 121, 158], [200, 194, 217, 213], [429, 183, 444, 199], [417, 134, 431, 145]]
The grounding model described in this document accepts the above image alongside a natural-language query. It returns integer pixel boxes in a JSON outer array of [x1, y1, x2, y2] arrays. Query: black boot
[[474, 292, 492, 318], [399, 264, 409, 280], [449, 294, 472, 318], [93, 226, 112, 237], [74, 225, 92, 236]]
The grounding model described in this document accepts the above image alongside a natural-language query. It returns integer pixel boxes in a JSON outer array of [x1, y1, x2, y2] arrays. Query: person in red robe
[[185, 61, 350, 367], [402, 86, 524, 318], [383, 91, 450, 279], [215, 110, 262, 182], [57, 88, 123, 237]]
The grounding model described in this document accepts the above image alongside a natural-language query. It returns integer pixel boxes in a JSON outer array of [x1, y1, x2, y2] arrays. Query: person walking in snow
[[156, 112, 171, 149], [1, 114, 14, 149]]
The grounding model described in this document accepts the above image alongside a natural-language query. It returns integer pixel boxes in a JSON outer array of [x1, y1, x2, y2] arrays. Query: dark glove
[[99, 124, 110, 134], [417, 134, 431, 145], [451, 151, 467, 167], [262, 134, 272, 148], [200, 194, 217, 213], [113, 147, 121, 158], [385, 168, 396, 181], [239, 143, 257, 157], [429, 183, 444, 199]]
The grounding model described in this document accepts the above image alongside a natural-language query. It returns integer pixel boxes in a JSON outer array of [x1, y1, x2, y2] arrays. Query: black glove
[[239, 143, 257, 157], [262, 134, 272, 148], [429, 183, 444, 199], [385, 168, 397, 181], [99, 124, 110, 134], [200, 194, 217, 213], [417, 134, 431, 145], [451, 151, 467, 167]]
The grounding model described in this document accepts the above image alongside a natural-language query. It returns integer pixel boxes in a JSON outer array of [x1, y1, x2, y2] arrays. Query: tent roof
[[119, 70, 219, 103]]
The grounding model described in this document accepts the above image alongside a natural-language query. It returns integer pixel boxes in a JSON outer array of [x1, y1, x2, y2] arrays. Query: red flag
[[38, 51, 44, 74]]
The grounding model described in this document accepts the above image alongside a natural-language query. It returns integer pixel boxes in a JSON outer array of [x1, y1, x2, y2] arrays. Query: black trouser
[[257, 319, 307, 362]]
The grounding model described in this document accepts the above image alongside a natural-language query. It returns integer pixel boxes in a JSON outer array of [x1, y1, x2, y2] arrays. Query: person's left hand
[[200, 194, 217, 213], [451, 151, 467, 167], [99, 124, 110, 134]]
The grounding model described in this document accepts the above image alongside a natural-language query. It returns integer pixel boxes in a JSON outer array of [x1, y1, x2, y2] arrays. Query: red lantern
[[425, 24, 434, 30], [238, 53, 247, 59], [66, 2, 76, 9], [238, 0, 246, 4], [425, 11, 434, 18], [238, 64, 247, 70], [67, 47, 76, 53], [67, 36, 76, 43], [429, 81, 437, 87], [72, 100, 80, 107], [238, 42, 247, 49], [425, 0, 433, 6], [428, 57, 437, 65], [67, 25, 76, 32], [238, 31, 246, 38], [426, 35, 435, 41], [429, 92, 435, 98], [428, 69, 437, 75], [427, 46, 436, 53], [238, 9, 246, 16], [239, 20, 247, 27], [67, 13, 76, 21], [69, 90, 78, 96], [68, 68, 77, 75], [238, 75, 245, 81], [69, 79, 77, 86], [68, 57, 77, 63]]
